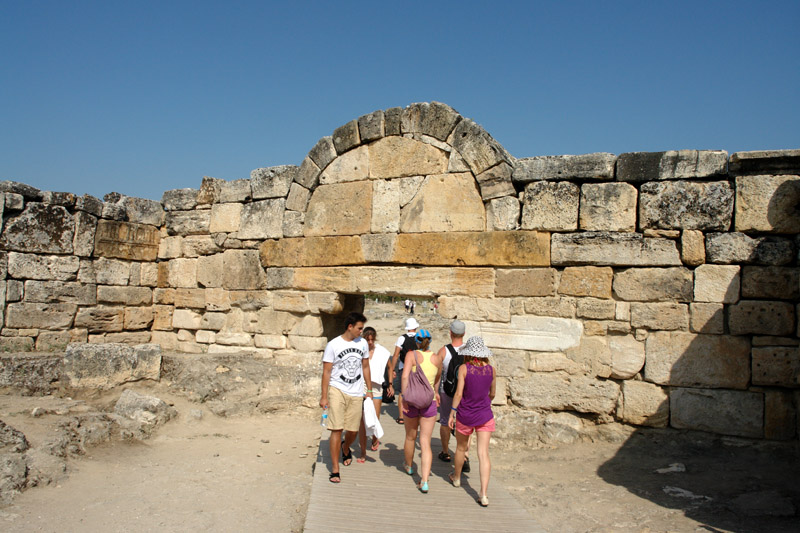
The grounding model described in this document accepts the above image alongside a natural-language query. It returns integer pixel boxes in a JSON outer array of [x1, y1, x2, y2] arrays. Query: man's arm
[[320, 362, 332, 408]]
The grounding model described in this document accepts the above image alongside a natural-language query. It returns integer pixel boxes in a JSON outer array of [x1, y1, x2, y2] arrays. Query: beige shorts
[[327, 386, 363, 432]]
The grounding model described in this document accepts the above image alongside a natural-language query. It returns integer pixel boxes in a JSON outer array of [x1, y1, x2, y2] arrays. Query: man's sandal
[[329, 472, 341, 483], [341, 442, 353, 466], [438, 451, 451, 462]]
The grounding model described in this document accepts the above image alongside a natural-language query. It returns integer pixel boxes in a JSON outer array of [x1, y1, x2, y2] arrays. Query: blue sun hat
[[414, 329, 432, 343]]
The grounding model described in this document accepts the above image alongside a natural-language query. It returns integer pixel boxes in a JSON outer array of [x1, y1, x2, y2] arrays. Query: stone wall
[[2, 102, 799, 441]]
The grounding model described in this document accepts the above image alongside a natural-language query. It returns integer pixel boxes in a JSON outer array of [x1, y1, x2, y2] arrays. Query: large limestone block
[[158, 236, 182, 259], [5, 302, 77, 330], [74, 306, 124, 332], [616, 150, 727, 181], [95, 220, 161, 262], [644, 331, 751, 388], [8, 252, 79, 281], [512, 153, 616, 183], [244, 308, 300, 335], [63, 343, 161, 389], [521, 181, 579, 231], [631, 302, 688, 330], [161, 188, 198, 211], [399, 173, 485, 233], [181, 235, 221, 257], [289, 335, 327, 352], [728, 300, 795, 336], [237, 198, 285, 240], [552, 232, 681, 266], [577, 298, 616, 320], [397, 176, 425, 207], [613, 267, 693, 302], [0, 180, 42, 199], [384, 107, 402, 135], [559, 266, 613, 298], [400, 102, 461, 141], [705, 232, 794, 265], [290, 315, 324, 337], [486, 196, 520, 231], [522, 297, 576, 318], [260, 236, 365, 267], [579, 182, 637, 231], [467, 315, 582, 352], [307, 292, 345, 314], [741, 266, 800, 301], [670, 388, 763, 438], [320, 145, 369, 185], [93, 257, 132, 285], [639, 181, 733, 231], [285, 183, 311, 213], [508, 372, 620, 414], [729, 149, 800, 175], [110, 195, 165, 226], [167, 258, 197, 288], [217, 179, 252, 204], [209, 203, 242, 233], [368, 136, 447, 179], [174, 288, 205, 309], [97, 286, 152, 306], [681, 229, 705, 266], [172, 309, 203, 330], [304, 181, 372, 236], [450, 118, 513, 176], [620, 380, 669, 427], [197, 253, 224, 288], [735, 175, 800, 233], [124, 307, 154, 330], [73, 211, 97, 257], [0, 203, 74, 253], [290, 266, 495, 297], [358, 110, 384, 143], [283, 211, 304, 238], [495, 268, 557, 297], [222, 249, 267, 290], [392, 231, 549, 266], [361, 233, 396, 263], [371, 179, 399, 233], [437, 297, 510, 322], [475, 162, 515, 200], [165, 210, 210, 236], [689, 303, 724, 334], [250, 166, 297, 199], [752, 347, 800, 387], [23, 281, 96, 305]]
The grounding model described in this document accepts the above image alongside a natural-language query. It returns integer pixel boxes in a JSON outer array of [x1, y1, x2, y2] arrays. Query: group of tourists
[[319, 312, 496, 507]]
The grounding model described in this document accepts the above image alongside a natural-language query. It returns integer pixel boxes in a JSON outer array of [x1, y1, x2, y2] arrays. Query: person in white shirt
[[357, 326, 392, 461]]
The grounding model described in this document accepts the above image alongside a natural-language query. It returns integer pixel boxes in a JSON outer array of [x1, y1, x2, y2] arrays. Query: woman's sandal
[[395, 417, 404, 425], [356, 456, 366, 464], [478, 495, 489, 507], [403, 463, 414, 476], [341, 442, 353, 466], [329, 472, 341, 484], [418, 481, 429, 493], [370, 438, 380, 451], [438, 451, 451, 462], [448, 473, 461, 487]]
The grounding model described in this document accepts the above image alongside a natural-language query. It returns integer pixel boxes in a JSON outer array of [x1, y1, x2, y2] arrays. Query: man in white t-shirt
[[387, 317, 419, 425], [320, 312, 372, 484]]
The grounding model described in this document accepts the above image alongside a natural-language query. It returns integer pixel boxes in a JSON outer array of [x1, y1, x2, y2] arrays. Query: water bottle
[[320, 407, 328, 427]]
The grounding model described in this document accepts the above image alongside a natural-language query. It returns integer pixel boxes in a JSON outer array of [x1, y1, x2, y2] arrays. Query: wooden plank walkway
[[303, 403, 546, 532]]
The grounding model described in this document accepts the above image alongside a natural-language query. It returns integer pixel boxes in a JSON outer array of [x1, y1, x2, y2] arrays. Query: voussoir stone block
[[741, 266, 800, 301], [621, 380, 669, 427], [308, 136, 338, 171], [0, 203, 74, 253], [639, 181, 733, 231], [320, 145, 369, 185], [617, 150, 727, 181], [752, 347, 800, 387], [305, 181, 372, 236], [295, 156, 321, 189], [399, 173, 485, 233], [63, 343, 161, 389], [512, 153, 616, 183], [259, 236, 365, 267], [644, 331, 751, 388], [735, 175, 800, 233], [392, 231, 549, 266], [670, 388, 763, 438], [613, 267, 693, 302], [521, 181, 579, 231], [400, 102, 461, 142], [8, 252, 79, 281], [729, 301, 795, 336], [437, 297, 510, 322], [552, 232, 681, 266], [368, 136, 447, 179], [450, 118, 513, 176], [508, 372, 619, 414], [495, 268, 557, 297], [558, 266, 613, 298], [250, 165, 296, 199], [285, 183, 311, 212], [580, 182, 637, 232], [332, 120, 360, 154], [358, 110, 384, 143], [475, 162, 515, 200]]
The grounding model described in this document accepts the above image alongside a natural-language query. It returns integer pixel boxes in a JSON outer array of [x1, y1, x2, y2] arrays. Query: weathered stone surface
[[359, 233, 395, 263], [631, 302, 688, 331], [729, 301, 795, 336], [0, 180, 41, 200], [358, 110, 384, 142], [579, 182, 637, 232], [283, 211, 304, 238], [74, 194, 102, 216], [285, 183, 311, 212], [250, 165, 296, 199], [320, 145, 369, 185], [437, 297, 510, 322], [308, 136, 337, 171], [6, 280, 22, 302], [521, 181, 579, 231], [450, 118, 513, 176], [0, 203, 74, 253], [5, 303, 76, 330], [209, 203, 242, 233], [522, 297, 576, 318], [613, 267, 693, 302], [400, 102, 461, 142], [115, 389, 176, 430], [383, 107, 402, 135], [196, 253, 224, 288], [196, 177, 223, 205], [639, 181, 733, 231], [288, 336, 326, 352], [559, 266, 613, 298], [681, 229, 705, 266], [486, 196, 520, 231], [222, 250, 267, 290], [332, 120, 360, 154], [93, 258, 131, 285], [393, 231, 549, 267], [705, 232, 794, 265], [552, 232, 681, 266], [735, 175, 800, 233], [466, 315, 582, 352], [512, 153, 615, 183], [690, 303, 724, 334], [295, 156, 321, 189], [368, 136, 447, 179], [289, 266, 495, 297], [729, 149, 800, 175], [509, 373, 620, 414], [475, 162, 515, 200], [218, 179, 252, 204], [172, 309, 202, 330], [237, 199, 285, 240], [113, 196, 164, 226], [97, 286, 152, 306], [199, 312, 226, 331], [74, 306, 124, 332], [161, 188, 198, 211], [94, 220, 160, 261], [260, 236, 365, 267], [173, 288, 206, 309], [751, 336, 799, 347], [304, 181, 371, 236], [496, 268, 557, 297], [670, 388, 763, 438], [620, 380, 669, 427], [123, 307, 154, 330], [42, 191, 77, 207], [24, 281, 96, 305], [577, 298, 616, 320], [399, 173, 484, 233], [166, 258, 197, 288], [371, 179, 399, 233], [181, 235, 221, 257], [741, 266, 800, 300], [165, 210, 210, 236], [63, 343, 161, 389], [0, 336, 34, 352], [617, 150, 727, 182], [764, 391, 797, 440], [644, 331, 750, 388], [7, 252, 79, 281], [36, 330, 83, 351], [752, 347, 800, 387], [73, 211, 97, 257]]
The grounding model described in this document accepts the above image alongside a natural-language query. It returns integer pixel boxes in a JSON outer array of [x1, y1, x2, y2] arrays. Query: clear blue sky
[[2, 1, 798, 201]]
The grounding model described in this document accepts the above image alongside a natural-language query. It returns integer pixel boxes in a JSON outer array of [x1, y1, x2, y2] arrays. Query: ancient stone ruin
[[1, 102, 798, 441]]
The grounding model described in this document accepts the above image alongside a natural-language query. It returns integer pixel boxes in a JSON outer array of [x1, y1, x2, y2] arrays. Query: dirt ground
[[1, 301, 798, 532]]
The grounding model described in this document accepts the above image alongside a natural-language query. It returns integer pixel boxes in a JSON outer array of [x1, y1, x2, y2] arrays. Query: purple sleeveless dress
[[457, 364, 494, 427]]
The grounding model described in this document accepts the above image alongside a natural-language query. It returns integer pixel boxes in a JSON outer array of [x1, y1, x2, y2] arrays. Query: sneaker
[[463, 457, 470, 473]]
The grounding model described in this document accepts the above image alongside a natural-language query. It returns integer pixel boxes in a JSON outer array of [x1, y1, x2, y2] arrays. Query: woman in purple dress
[[447, 336, 496, 507]]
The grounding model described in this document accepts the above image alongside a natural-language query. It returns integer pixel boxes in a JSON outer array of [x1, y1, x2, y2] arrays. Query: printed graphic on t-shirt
[[338, 346, 364, 384]]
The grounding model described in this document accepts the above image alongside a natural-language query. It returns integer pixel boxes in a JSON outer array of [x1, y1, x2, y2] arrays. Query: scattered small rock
[[662, 486, 712, 502], [261, 439, 270, 444], [275, 450, 282, 455], [655, 463, 686, 474], [189, 409, 203, 420]]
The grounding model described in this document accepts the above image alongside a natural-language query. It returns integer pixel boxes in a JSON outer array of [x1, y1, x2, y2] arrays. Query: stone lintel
[[394, 231, 549, 266], [260, 236, 365, 267]]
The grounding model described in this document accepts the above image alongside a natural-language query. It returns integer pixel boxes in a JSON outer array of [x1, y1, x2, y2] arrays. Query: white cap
[[404, 317, 419, 330]]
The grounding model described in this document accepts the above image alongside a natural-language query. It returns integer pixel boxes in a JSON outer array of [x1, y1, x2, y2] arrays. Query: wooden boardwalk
[[303, 403, 546, 532]]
